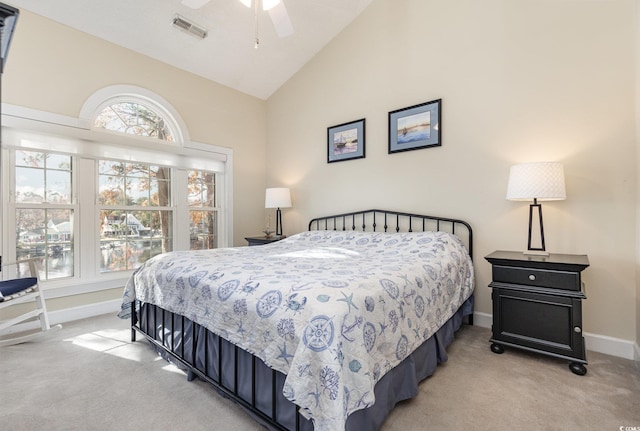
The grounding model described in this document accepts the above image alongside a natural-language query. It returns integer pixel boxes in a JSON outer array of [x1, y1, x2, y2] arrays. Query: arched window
[[93, 100, 176, 142], [79, 84, 189, 146]]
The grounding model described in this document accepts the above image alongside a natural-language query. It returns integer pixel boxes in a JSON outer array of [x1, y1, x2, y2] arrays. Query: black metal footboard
[[131, 301, 312, 431]]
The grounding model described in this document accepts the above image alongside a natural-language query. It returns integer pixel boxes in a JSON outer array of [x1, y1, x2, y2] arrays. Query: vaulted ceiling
[[7, 0, 374, 99]]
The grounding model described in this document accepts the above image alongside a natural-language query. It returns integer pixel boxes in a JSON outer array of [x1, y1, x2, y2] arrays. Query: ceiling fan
[[181, 0, 293, 47]]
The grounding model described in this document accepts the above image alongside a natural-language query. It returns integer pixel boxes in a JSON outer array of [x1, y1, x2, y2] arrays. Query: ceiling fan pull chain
[[254, 0, 260, 48]]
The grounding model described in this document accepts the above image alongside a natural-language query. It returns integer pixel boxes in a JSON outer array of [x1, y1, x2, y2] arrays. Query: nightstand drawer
[[493, 265, 581, 291]]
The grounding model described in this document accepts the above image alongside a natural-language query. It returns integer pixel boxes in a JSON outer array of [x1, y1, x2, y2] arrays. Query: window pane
[[15, 150, 45, 168], [126, 162, 149, 177], [94, 102, 175, 142], [15, 151, 73, 204], [16, 208, 45, 260], [99, 159, 124, 175], [16, 208, 74, 280], [15, 166, 45, 203], [45, 209, 74, 279], [100, 210, 172, 273], [47, 153, 72, 170], [98, 162, 171, 207], [188, 170, 216, 251], [47, 169, 72, 204], [126, 176, 149, 205], [188, 170, 216, 207], [98, 174, 125, 205], [153, 166, 171, 207], [190, 210, 217, 250]]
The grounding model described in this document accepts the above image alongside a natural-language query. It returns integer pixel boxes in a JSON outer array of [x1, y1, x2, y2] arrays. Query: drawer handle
[[574, 326, 582, 333], [528, 274, 536, 281]]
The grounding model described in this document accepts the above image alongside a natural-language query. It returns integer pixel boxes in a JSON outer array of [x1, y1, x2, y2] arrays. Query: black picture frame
[[327, 118, 366, 163], [388, 99, 441, 154]]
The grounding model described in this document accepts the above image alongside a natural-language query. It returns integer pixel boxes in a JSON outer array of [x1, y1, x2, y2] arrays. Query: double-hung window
[[98, 160, 173, 273], [13, 149, 75, 280], [2, 90, 230, 289]]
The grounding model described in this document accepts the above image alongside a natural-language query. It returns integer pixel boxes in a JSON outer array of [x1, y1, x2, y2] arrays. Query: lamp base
[[275, 207, 283, 236]]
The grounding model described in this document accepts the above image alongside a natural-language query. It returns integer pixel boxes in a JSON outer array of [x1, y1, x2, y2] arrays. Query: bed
[[121, 209, 474, 431]]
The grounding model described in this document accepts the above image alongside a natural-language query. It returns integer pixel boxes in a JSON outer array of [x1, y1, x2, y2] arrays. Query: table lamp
[[265, 187, 291, 236], [506, 162, 566, 255]]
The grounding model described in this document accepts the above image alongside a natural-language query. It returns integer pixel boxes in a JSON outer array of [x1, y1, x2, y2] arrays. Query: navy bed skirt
[[136, 295, 473, 431]]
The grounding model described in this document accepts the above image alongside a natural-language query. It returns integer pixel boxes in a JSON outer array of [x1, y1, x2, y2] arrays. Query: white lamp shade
[[506, 162, 566, 201], [265, 187, 292, 208]]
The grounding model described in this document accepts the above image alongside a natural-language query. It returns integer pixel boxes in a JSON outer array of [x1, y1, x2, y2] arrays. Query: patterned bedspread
[[122, 230, 474, 431]]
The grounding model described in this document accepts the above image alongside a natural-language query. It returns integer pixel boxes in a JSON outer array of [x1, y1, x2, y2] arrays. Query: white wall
[[266, 0, 638, 346]]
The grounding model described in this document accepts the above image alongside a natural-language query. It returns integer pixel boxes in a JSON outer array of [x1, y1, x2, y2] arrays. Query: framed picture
[[388, 99, 441, 154], [327, 118, 366, 163]]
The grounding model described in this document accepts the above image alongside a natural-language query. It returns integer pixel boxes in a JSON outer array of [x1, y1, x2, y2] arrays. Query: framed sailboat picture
[[327, 118, 365, 163], [388, 99, 441, 154]]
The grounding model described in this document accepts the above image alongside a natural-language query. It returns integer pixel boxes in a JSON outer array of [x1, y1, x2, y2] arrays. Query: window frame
[[11, 148, 77, 281], [1, 96, 233, 299]]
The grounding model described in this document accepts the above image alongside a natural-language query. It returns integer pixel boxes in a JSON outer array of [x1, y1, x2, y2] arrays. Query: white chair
[[0, 260, 61, 346]]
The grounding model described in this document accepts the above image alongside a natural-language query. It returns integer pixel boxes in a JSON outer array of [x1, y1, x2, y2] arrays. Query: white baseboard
[[583, 332, 637, 361], [472, 311, 492, 329], [2, 299, 122, 335], [471, 312, 638, 362], [49, 299, 122, 325]]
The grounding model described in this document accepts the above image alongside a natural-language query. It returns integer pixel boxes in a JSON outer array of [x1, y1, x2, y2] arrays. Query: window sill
[[42, 273, 131, 299]]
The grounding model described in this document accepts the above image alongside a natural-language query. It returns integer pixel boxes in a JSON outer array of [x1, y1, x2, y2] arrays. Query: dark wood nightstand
[[244, 235, 285, 246], [485, 250, 590, 375]]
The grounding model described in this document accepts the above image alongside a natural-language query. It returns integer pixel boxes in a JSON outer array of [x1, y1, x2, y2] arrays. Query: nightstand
[[244, 235, 285, 246], [485, 250, 590, 375]]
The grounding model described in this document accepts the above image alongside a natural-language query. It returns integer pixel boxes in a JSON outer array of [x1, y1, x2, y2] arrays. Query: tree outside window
[[188, 170, 217, 250], [94, 101, 175, 142]]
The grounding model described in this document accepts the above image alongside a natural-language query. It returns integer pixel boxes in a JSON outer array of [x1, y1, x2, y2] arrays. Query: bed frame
[[129, 209, 473, 431], [307, 209, 472, 259]]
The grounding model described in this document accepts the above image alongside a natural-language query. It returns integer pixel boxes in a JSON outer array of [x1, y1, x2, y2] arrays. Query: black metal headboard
[[308, 209, 473, 259]]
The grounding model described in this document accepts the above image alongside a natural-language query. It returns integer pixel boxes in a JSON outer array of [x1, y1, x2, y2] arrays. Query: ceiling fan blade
[[181, 0, 211, 9], [268, 1, 293, 37]]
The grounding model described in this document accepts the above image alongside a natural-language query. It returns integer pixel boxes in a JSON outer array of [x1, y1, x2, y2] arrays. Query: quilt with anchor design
[[122, 230, 474, 431]]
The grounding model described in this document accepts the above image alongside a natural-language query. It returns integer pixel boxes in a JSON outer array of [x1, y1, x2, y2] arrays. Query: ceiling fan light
[[262, 0, 280, 11], [239, 0, 252, 7]]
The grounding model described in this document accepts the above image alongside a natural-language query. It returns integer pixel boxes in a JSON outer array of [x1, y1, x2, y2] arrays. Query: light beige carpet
[[1, 313, 638, 430]]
